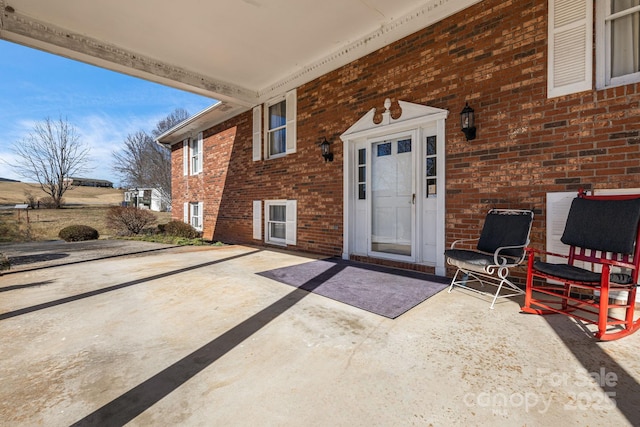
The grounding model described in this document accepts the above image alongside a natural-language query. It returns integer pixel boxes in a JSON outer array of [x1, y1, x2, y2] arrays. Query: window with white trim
[[267, 98, 286, 157], [184, 201, 203, 231], [189, 132, 203, 174], [263, 200, 297, 245], [253, 89, 297, 161], [597, 0, 640, 88]]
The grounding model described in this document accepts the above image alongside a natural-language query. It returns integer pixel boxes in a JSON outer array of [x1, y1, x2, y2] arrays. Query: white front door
[[370, 137, 414, 259], [341, 99, 448, 274]]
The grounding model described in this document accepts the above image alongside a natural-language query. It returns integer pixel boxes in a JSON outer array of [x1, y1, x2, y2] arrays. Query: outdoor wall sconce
[[460, 102, 476, 141], [320, 138, 334, 162]]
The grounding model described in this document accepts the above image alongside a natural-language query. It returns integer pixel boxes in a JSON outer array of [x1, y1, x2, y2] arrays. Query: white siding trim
[[253, 200, 262, 240], [197, 201, 204, 231], [183, 202, 189, 223], [183, 140, 188, 176], [285, 199, 297, 245], [547, 0, 593, 98], [252, 105, 262, 161], [285, 89, 297, 154], [197, 132, 204, 174]]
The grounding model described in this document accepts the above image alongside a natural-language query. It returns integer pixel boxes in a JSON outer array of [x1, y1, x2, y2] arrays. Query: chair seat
[[533, 261, 634, 285], [444, 249, 509, 267]]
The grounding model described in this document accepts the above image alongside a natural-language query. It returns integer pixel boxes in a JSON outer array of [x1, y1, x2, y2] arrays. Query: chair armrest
[[593, 257, 637, 270], [494, 244, 528, 265], [525, 247, 637, 270], [450, 237, 479, 249], [525, 247, 569, 260]]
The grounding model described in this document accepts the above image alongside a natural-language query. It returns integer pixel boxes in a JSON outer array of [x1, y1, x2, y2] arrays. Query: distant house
[[123, 188, 166, 212], [66, 177, 114, 188]]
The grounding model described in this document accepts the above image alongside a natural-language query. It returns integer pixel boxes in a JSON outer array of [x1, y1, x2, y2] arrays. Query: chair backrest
[[561, 194, 640, 255], [477, 209, 534, 257]]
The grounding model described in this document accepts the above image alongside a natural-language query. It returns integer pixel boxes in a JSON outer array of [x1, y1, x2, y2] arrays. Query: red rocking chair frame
[[522, 190, 640, 340]]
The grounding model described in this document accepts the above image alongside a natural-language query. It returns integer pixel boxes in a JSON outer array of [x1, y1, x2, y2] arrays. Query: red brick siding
[[172, 0, 640, 270]]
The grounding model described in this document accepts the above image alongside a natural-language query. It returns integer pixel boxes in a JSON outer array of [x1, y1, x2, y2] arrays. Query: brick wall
[[173, 0, 640, 270]]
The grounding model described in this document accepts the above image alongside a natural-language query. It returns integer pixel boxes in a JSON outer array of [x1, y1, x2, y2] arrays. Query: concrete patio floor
[[1, 242, 639, 426]]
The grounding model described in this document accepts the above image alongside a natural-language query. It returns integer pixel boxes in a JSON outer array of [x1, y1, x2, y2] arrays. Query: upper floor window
[[252, 89, 297, 161], [597, 0, 640, 88], [183, 132, 203, 175], [267, 99, 286, 157], [189, 132, 203, 174]]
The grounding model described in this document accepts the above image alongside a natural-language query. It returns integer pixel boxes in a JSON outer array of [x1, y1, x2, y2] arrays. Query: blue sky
[[0, 39, 214, 185]]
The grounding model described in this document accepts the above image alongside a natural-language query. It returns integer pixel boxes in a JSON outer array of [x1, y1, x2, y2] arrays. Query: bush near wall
[[106, 206, 157, 236], [158, 220, 200, 238]]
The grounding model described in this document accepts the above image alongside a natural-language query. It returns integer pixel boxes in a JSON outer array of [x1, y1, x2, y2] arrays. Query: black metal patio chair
[[445, 209, 534, 309]]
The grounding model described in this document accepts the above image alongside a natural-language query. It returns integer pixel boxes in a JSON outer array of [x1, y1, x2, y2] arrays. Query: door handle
[[412, 193, 416, 204]]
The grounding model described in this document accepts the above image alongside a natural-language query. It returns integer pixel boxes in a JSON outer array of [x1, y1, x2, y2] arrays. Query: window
[[357, 148, 366, 200], [184, 201, 203, 231], [267, 203, 286, 243], [253, 89, 297, 161], [267, 100, 286, 157], [263, 200, 297, 245], [189, 132, 203, 174], [597, 0, 640, 88], [426, 135, 437, 197]]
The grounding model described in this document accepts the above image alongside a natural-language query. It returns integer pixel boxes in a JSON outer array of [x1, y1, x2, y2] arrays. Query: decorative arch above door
[[340, 99, 448, 275]]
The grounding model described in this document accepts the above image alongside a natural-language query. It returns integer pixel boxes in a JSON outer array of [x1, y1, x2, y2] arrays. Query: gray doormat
[[258, 258, 449, 319]]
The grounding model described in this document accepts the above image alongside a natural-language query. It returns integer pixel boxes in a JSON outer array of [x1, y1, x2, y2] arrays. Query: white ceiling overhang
[[1, 0, 481, 133]]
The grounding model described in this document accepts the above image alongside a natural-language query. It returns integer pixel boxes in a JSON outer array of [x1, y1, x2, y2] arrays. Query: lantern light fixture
[[460, 102, 476, 141], [319, 138, 334, 162]]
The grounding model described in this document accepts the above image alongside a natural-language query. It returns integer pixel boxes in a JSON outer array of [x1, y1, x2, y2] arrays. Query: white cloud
[[0, 152, 24, 181]]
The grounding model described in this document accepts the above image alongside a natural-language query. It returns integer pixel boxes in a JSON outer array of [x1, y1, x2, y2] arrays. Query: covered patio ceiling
[[0, 0, 480, 126]]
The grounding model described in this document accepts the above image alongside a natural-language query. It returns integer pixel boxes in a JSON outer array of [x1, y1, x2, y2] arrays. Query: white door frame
[[340, 99, 448, 275]]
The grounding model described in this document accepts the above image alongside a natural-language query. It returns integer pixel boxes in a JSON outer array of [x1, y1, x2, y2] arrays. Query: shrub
[[159, 220, 200, 238], [40, 196, 64, 208], [58, 225, 99, 242], [0, 253, 10, 272], [23, 190, 37, 209], [106, 206, 157, 236], [0, 213, 22, 242]]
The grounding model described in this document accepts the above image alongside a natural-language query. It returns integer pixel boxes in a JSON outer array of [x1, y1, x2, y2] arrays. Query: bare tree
[[112, 108, 189, 211], [10, 117, 92, 208], [151, 108, 189, 138]]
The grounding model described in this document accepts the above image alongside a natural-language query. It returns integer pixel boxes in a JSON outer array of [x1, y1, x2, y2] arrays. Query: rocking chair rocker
[[522, 191, 640, 340], [445, 209, 534, 309]]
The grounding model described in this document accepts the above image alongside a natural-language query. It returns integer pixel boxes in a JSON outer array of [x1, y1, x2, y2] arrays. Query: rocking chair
[[522, 191, 640, 340], [445, 209, 534, 309]]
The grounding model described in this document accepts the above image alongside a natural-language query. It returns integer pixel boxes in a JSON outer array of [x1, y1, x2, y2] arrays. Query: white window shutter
[[183, 202, 189, 224], [285, 89, 297, 154], [198, 201, 204, 230], [253, 200, 262, 240], [197, 132, 204, 173], [285, 200, 297, 245], [183, 140, 188, 176], [547, 0, 593, 98], [252, 106, 262, 161]]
